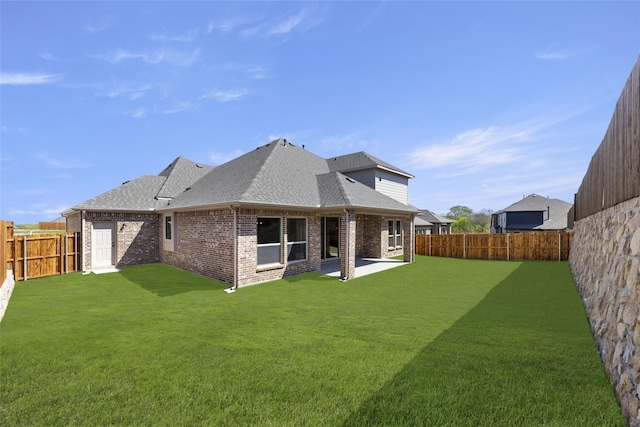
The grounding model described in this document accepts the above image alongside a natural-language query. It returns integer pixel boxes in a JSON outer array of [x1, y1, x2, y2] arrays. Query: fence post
[[74, 232, 78, 272], [429, 233, 432, 256], [23, 235, 28, 281], [558, 232, 561, 261], [507, 233, 510, 261], [64, 234, 68, 273], [463, 233, 466, 259]]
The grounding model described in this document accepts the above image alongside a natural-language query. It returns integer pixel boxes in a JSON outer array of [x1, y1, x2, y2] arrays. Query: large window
[[287, 218, 307, 262], [257, 218, 281, 265], [388, 219, 402, 249]]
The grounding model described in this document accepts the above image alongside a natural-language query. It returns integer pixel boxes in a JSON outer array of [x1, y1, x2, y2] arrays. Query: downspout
[[81, 211, 87, 273], [233, 207, 238, 289], [342, 208, 350, 281]]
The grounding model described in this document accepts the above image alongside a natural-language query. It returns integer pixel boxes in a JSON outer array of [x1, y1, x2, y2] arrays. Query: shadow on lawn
[[119, 264, 229, 297], [342, 262, 624, 426]]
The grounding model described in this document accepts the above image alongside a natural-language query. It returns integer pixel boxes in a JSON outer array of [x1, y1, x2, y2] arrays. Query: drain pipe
[[342, 208, 350, 281], [225, 206, 238, 293]]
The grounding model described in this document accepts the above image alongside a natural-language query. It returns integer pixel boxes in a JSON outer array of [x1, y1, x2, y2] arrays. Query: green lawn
[[0, 256, 624, 426]]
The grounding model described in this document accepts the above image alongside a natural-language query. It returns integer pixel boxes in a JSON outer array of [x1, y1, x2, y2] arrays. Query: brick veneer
[[83, 212, 159, 270], [161, 208, 322, 287]]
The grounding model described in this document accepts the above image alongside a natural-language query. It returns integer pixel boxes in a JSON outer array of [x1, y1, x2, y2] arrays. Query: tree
[[446, 206, 494, 233], [446, 205, 473, 219]]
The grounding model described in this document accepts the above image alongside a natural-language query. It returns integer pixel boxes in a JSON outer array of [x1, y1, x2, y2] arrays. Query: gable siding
[[343, 170, 376, 189], [374, 170, 409, 205]]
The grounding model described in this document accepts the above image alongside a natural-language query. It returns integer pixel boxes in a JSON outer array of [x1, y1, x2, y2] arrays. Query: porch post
[[340, 210, 356, 280], [403, 214, 415, 263]]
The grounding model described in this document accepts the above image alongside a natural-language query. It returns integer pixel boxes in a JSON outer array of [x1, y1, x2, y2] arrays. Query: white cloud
[[148, 28, 199, 42], [8, 204, 71, 220], [163, 101, 192, 114], [206, 16, 256, 33], [409, 126, 537, 176], [0, 72, 62, 85], [200, 88, 250, 102], [247, 66, 270, 79], [92, 48, 200, 66], [267, 9, 309, 35], [38, 52, 58, 61], [210, 149, 244, 165], [266, 6, 325, 36], [35, 153, 90, 169], [85, 16, 114, 33], [131, 108, 149, 119], [105, 84, 153, 100], [535, 48, 571, 61]]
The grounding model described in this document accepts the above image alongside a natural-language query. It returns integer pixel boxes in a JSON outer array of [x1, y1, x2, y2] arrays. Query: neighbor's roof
[[163, 139, 417, 214], [496, 194, 572, 214], [417, 210, 452, 224], [497, 194, 572, 230], [70, 156, 212, 212], [327, 151, 414, 178], [414, 216, 433, 227]]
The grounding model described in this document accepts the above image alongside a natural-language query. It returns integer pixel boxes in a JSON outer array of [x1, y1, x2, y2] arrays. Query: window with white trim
[[287, 218, 307, 262], [388, 219, 402, 249], [165, 216, 172, 240], [257, 217, 281, 265]]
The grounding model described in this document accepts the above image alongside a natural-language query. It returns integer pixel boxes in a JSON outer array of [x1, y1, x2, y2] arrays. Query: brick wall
[[161, 210, 235, 284], [162, 208, 322, 287], [83, 212, 159, 269]]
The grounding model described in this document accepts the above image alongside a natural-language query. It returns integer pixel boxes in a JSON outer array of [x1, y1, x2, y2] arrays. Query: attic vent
[[122, 180, 131, 185], [346, 177, 356, 183], [196, 164, 203, 168], [185, 187, 191, 191]]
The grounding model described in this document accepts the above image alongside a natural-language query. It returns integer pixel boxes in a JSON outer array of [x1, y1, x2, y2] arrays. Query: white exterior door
[[92, 223, 114, 267]]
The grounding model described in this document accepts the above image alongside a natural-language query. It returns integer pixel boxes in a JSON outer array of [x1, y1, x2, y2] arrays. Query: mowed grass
[[0, 256, 624, 426]]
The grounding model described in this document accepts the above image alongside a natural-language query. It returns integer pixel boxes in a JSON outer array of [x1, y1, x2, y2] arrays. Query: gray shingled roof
[[414, 216, 433, 227], [418, 210, 452, 224], [164, 139, 417, 214], [327, 151, 414, 178], [496, 194, 572, 230], [71, 156, 212, 212], [157, 156, 214, 198]]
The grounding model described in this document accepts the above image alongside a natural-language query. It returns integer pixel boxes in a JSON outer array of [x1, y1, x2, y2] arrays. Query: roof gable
[[157, 156, 213, 199], [70, 156, 213, 212], [327, 151, 414, 178]]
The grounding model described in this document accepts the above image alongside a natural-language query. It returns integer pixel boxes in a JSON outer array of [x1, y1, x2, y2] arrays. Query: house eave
[[158, 201, 418, 216]]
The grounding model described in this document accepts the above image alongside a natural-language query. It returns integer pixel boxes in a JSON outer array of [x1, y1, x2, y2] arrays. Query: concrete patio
[[320, 257, 407, 279]]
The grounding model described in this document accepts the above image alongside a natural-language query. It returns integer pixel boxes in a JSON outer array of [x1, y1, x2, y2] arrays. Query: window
[[388, 219, 402, 249], [257, 218, 281, 265], [165, 216, 172, 240], [287, 218, 307, 262]]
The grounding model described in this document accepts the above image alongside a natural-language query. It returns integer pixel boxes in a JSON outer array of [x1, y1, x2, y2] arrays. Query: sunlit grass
[[0, 257, 624, 426]]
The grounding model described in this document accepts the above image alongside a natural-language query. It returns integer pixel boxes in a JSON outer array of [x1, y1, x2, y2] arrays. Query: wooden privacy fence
[[416, 231, 573, 261], [573, 56, 640, 221], [2, 220, 80, 282]]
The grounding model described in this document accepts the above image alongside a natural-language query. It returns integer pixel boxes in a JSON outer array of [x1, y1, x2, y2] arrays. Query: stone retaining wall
[[569, 196, 640, 425]]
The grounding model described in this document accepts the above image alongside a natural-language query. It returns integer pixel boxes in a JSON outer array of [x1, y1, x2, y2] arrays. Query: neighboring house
[[414, 216, 433, 235], [491, 194, 572, 234], [64, 139, 417, 287], [415, 210, 452, 235]]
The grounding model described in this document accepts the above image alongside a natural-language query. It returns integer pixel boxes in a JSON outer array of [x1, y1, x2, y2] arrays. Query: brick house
[[64, 139, 417, 287]]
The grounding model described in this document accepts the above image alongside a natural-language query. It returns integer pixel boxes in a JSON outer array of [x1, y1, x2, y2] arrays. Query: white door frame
[[92, 222, 115, 268]]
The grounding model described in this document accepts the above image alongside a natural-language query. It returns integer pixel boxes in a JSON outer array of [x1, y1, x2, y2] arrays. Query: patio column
[[340, 210, 356, 280], [403, 214, 415, 263]]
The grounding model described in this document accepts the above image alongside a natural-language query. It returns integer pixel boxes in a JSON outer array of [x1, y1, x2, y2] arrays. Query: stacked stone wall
[[569, 196, 640, 425]]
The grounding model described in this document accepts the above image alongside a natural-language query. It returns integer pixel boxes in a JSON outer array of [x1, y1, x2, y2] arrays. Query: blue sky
[[1, 1, 639, 224]]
